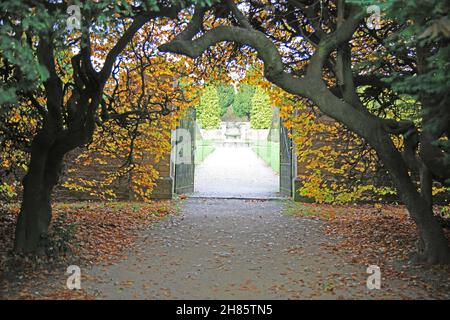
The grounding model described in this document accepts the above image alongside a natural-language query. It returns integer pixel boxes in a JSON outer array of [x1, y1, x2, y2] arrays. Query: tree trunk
[[14, 173, 53, 253], [14, 133, 64, 253], [373, 129, 450, 264], [407, 198, 450, 264]]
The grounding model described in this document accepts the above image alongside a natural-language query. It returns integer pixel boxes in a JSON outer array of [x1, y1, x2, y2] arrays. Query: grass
[[195, 139, 215, 165], [283, 201, 317, 217], [251, 140, 280, 173], [282, 200, 347, 220]]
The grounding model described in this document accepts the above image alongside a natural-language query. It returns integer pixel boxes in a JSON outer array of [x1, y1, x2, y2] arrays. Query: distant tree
[[233, 84, 255, 119], [217, 83, 235, 117], [250, 87, 272, 129], [197, 85, 221, 129]]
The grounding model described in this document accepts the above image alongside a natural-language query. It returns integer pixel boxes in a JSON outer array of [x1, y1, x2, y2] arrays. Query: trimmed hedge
[[197, 85, 221, 129], [250, 87, 272, 129]]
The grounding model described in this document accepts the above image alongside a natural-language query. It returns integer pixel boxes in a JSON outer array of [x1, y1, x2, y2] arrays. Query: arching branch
[[159, 2, 376, 137]]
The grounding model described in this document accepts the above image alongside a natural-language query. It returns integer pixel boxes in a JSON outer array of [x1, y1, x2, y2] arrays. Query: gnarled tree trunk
[[372, 129, 450, 264], [14, 131, 65, 253], [407, 199, 450, 264]]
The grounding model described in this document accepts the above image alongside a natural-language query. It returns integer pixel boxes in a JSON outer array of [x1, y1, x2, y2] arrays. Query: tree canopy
[[250, 86, 272, 129], [1, 0, 449, 263], [158, 0, 450, 263]]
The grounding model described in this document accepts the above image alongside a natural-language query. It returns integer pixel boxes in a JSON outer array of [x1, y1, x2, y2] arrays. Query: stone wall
[[53, 143, 173, 202], [292, 114, 396, 203]]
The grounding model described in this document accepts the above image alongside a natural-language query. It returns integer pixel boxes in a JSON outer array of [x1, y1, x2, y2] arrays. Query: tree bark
[[14, 173, 53, 254], [407, 199, 450, 264], [372, 129, 450, 264], [14, 130, 65, 253]]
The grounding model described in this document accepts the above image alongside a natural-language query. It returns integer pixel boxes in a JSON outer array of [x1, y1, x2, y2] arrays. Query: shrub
[[197, 85, 221, 129], [250, 87, 273, 129], [217, 83, 235, 117], [233, 84, 255, 119]]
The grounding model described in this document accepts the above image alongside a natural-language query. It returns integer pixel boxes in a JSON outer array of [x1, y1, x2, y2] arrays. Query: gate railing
[[195, 122, 215, 165]]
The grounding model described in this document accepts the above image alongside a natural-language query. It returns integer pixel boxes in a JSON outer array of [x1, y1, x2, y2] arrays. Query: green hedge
[[195, 139, 215, 165], [252, 140, 280, 173], [217, 84, 235, 117], [250, 87, 272, 129], [233, 84, 255, 119], [196, 86, 221, 129]]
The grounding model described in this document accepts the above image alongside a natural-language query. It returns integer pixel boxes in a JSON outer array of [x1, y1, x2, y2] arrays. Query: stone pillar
[[150, 153, 174, 200]]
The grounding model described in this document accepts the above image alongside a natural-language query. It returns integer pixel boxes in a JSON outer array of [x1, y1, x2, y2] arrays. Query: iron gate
[[173, 107, 196, 194], [280, 121, 293, 196]]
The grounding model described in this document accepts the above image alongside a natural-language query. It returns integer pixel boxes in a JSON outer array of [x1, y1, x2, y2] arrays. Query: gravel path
[[194, 146, 279, 198], [83, 199, 437, 299]]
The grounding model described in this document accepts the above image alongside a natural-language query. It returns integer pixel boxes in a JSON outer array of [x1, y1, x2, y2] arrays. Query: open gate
[[173, 108, 196, 194], [172, 109, 293, 197], [280, 120, 293, 197]]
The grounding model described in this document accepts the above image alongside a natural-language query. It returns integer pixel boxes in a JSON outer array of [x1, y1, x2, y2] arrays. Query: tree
[[3, 0, 449, 264], [197, 85, 221, 129], [376, 0, 450, 187], [159, 1, 450, 263], [217, 83, 235, 117], [233, 84, 255, 119], [62, 24, 195, 201], [0, 0, 185, 253], [0, 19, 196, 204], [250, 87, 272, 129]]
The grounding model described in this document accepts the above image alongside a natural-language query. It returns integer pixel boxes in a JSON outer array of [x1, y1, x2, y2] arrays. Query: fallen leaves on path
[[12, 287, 95, 300], [0, 200, 176, 300], [289, 202, 450, 299], [62, 201, 175, 265], [321, 205, 417, 264]]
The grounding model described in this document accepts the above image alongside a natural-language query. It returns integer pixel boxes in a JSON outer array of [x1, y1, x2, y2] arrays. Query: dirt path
[[194, 147, 279, 198], [83, 199, 441, 299]]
